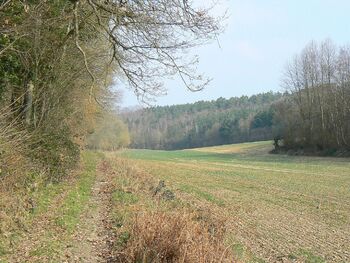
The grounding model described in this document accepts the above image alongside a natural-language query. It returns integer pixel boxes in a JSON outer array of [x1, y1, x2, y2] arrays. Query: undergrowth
[[0, 116, 82, 257]]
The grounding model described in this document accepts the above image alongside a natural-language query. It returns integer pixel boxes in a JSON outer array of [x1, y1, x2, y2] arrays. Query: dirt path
[[8, 189, 72, 262], [64, 160, 115, 263], [5, 155, 117, 263]]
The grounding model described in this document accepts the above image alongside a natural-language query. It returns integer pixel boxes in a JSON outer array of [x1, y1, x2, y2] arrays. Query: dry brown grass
[[0, 110, 44, 255], [117, 211, 234, 263], [109, 156, 157, 193], [0, 135, 31, 189], [107, 156, 235, 263]]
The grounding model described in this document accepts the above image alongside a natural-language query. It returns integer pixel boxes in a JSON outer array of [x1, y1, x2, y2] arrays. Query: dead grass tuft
[[116, 211, 234, 263], [110, 157, 157, 192], [108, 157, 235, 262]]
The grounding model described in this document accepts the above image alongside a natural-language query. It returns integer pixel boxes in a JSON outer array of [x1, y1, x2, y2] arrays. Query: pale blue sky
[[120, 0, 350, 107]]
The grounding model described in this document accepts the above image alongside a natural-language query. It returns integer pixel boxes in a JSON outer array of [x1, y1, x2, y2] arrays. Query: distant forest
[[124, 40, 350, 155], [123, 92, 283, 150]]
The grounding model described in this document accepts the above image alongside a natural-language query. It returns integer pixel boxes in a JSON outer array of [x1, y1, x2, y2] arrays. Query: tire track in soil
[[64, 159, 116, 263], [9, 175, 79, 263]]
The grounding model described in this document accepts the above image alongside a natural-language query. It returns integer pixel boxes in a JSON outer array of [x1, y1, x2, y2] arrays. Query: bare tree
[[79, 0, 223, 102], [281, 39, 350, 151]]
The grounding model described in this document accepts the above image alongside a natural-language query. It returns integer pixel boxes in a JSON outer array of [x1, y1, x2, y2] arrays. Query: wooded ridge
[[123, 92, 283, 150]]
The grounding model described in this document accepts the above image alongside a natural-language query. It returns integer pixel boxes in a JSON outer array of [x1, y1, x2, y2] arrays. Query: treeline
[[87, 112, 130, 151], [0, 1, 218, 183], [123, 92, 283, 150], [274, 40, 350, 154], [0, 1, 125, 182]]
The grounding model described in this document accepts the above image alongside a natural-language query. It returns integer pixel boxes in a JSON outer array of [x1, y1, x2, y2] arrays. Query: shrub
[[30, 128, 79, 182]]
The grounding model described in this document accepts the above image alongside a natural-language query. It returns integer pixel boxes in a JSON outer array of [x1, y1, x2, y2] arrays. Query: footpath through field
[[4, 152, 115, 262]]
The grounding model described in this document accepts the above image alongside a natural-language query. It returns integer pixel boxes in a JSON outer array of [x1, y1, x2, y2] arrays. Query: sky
[[120, 0, 350, 107]]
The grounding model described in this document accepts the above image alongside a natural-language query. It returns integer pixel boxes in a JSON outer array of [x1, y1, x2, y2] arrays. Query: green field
[[121, 141, 350, 262]]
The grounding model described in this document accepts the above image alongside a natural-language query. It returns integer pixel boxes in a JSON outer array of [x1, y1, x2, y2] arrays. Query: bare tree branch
[[73, 1, 96, 99]]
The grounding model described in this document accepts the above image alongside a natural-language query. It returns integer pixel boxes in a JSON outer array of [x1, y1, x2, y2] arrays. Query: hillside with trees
[[123, 92, 283, 149], [2, 1, 350, 262], [125, 40, 350, 155]]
